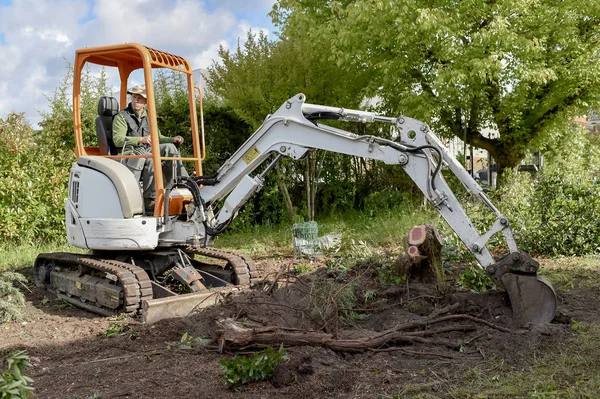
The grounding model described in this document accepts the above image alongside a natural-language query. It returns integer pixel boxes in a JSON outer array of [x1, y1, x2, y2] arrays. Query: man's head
[[127, 85, 147, 113]]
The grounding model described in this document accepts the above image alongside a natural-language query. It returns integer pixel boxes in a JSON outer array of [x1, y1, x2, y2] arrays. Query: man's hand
[[173, 136, 184, 145], [138, 136, 152, 145]]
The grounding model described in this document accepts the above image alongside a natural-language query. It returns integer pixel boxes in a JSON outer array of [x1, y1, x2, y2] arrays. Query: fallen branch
[[267, 264, 289, 295], [428, 303, 461, 319], [217, 317, 480, 353]]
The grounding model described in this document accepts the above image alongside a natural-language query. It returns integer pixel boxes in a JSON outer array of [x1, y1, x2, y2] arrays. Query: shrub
[[0, 113, 71, 247], [457, 266, 494, 292], [444, 132, 600, 258], [363, 189, 411, 217], [0, 272, 27, 323], [220, 345, 288, 387], [523, 172, 600, 256]]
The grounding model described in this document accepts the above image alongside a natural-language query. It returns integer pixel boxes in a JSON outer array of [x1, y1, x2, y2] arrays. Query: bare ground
[[2, 256, 600, 399]]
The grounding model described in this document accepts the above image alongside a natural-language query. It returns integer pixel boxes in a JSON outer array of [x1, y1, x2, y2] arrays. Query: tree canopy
[[272, 0, 600, 169]]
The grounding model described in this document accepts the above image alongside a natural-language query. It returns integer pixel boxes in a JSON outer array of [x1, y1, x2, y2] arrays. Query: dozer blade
[[141, 285, 245, 324], [502, 273, 557, 325]]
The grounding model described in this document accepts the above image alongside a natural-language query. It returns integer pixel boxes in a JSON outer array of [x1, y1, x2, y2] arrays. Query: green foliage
[[168, 332, 211, 350], [207, 28, 373, 221], [0, 61, 112, 247], [0, 113, 70, 246], [480, 127, 600, 256], [457, 266, 494, 292], [525, 173, 600, 255], [220, 345, 288, 387], [379, 261, 408, 286], [39, 62, 111, 151], [292, 263, 314, 275], [273, 0, 600, 169], [0, 272, 27, 323], [103, 323, 126, 337], [0, 61, 111, 248], [363, 189, 411, 218], [154, 70, 192, 142], [0, 350, 34, 398]]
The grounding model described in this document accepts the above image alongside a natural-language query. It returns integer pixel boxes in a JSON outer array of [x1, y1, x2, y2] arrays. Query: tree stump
[[396, 224, 445, 287]]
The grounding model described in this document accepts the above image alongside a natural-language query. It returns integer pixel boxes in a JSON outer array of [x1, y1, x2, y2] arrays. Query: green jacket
[[112, 103, 173, 152]]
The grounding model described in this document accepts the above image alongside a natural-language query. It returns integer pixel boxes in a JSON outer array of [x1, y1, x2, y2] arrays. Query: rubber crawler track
[[185, 246, 259, 286], [34, 252, 152, 316]]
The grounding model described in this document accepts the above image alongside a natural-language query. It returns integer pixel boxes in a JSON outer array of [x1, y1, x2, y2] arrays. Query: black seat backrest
[[95, 96, 119, 155]]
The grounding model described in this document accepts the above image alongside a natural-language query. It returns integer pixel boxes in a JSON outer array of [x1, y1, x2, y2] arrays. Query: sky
[[0, 0, 277, 126]]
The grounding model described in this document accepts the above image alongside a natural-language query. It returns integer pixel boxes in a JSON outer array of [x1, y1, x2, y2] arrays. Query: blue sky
[[0, 0, 276, 126]]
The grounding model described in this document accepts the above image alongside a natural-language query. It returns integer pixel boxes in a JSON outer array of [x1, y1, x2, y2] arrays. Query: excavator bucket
[[502, 273, 557, 325]]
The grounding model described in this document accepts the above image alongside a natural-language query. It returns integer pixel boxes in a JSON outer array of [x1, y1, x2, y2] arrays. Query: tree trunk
[[396, 224, 445, 287], [304, 153, 312, 221], [275, 163, 295, 222]]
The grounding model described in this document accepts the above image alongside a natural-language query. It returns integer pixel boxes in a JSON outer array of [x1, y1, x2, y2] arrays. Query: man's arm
[[158, 132, 184, 145]]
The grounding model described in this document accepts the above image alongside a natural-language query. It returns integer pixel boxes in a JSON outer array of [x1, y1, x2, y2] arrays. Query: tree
[[273, 0, 600, 170], [39, 62, 111, 151], [207, 29, 373, 220]]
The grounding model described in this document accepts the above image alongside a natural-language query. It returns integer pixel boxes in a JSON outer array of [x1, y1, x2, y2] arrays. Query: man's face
[[131, 93, 146, 112]]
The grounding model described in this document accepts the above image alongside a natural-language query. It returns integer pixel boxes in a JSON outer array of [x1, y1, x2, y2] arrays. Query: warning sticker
[[242, 146, 261, 164]]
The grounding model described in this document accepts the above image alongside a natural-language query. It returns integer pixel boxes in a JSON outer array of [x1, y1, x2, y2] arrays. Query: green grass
[[215, 207, 439, 256], [449, 323, 600, 398], [539, 255, 600, 290], [0, 242, 86, 273]]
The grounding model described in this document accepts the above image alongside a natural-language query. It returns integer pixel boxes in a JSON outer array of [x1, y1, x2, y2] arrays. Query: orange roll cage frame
[[72, 43, 206, 216]]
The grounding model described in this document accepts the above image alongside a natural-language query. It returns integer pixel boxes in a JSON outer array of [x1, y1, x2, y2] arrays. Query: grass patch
[[0, 242, 86, 273], [215, 207, 438, 256], [449, 323, 600, 398], [538, 255, 600, 290]]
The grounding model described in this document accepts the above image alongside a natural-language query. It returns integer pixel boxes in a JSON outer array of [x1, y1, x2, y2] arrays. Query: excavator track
[[185, 246, 259, 286], [34, 252, 152, 317]]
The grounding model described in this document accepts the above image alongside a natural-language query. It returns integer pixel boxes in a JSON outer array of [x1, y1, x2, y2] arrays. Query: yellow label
[[111, 296, 119, 303], [242, 146, 261, 164], [75, 281, 82, 289]]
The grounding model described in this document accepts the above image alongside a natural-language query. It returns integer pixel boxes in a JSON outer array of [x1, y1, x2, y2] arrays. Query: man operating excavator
[[112, 85, 188, 212]]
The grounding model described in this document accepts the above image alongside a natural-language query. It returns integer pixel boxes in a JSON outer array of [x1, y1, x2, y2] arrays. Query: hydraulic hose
[[178, 176, 234, 237], [404, 145, 443, 192]]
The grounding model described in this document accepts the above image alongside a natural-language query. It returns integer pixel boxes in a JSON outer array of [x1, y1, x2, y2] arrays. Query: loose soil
[[2, 256, 600, 399]]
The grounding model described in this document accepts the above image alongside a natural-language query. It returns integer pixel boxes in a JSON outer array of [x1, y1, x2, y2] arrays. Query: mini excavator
[[34, 44, 558, 325]]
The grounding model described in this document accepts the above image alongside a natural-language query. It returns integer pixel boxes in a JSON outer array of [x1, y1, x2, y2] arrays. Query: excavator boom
[[199, 94, 557, 325]]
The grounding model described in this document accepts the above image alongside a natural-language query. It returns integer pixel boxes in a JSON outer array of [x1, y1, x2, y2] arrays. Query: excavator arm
[[197, 94, 557, 325]]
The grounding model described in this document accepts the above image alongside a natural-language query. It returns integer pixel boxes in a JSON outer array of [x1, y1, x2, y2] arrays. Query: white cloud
[[0, 0, 275, 127]]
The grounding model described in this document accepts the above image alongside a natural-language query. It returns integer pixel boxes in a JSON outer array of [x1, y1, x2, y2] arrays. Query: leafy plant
[[167, 332, 212, 350], [0, 272, 27, 323], [379, 262, 407, 286], [292, 263, 314, 275], [220, 345, 288, 387], [457, 266, 494, 292], [0, 350, 34, 398], [103, 323, 126, 337]]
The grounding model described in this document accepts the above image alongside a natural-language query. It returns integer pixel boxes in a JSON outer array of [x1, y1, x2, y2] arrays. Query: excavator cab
[[72, 43, 205, 217]]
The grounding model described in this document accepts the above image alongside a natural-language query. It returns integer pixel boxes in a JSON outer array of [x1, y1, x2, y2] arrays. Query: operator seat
[[95, 96, 119, 155]]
